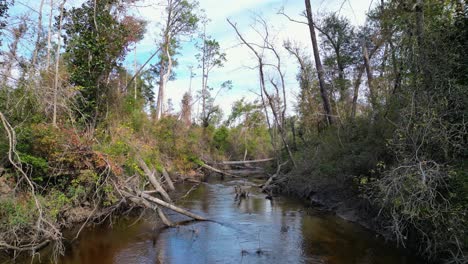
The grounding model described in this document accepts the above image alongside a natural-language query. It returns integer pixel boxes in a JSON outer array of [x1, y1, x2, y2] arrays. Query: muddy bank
[[275, 175, 388, 238]]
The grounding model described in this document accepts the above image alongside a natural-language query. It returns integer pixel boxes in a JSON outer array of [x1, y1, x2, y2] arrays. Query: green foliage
[[18, 153, 49, 182], [62, 0, 145, 122], [0, 198, 37, 228], [45, 190, 71, 220], [212, 126, 229, 152], [0, 0, 12, 46]]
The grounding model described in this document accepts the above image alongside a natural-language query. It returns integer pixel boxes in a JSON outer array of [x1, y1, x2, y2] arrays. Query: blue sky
[[126, 0, 375, 117], [4, 0, 376, 117]]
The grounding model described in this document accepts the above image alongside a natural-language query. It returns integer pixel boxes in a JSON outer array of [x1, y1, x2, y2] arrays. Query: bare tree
[[227, 18, 296, 168]]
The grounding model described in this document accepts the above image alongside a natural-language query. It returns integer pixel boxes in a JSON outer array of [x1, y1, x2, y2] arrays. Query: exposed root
[[0, 112, 63, 258]]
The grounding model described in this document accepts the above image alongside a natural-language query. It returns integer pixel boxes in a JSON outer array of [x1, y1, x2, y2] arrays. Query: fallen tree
[[214, 158, 275, 165], [0, 114, 207, 259]]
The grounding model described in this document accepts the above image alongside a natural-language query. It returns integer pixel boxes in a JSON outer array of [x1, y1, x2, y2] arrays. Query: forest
[[0, 0, 466, 263]]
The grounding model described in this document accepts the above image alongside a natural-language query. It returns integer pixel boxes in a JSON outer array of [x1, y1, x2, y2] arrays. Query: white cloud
[[126, 0, 376, 117]]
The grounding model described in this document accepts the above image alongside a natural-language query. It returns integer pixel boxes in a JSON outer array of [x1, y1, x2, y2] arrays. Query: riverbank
[[277, 173, 382, 234]]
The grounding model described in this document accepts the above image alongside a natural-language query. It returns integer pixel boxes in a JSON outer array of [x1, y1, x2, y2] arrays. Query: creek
[[19, 176, 421, 264]]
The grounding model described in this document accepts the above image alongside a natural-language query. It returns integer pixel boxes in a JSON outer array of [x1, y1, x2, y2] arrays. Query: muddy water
[[26, 177, 420, 264]]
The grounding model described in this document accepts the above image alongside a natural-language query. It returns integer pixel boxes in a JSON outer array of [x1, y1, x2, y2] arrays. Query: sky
[[4, 0, 377, 118], [126, 0, 376, 118]]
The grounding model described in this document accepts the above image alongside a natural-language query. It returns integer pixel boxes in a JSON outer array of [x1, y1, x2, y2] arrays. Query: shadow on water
[[13, 177, 423, 264]]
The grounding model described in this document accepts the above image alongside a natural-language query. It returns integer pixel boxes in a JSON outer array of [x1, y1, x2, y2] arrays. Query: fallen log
[[216, 158, 275, 165], [201, 163, 239, 177], [128, 196, 174, 226], [138, 192, 207, 221], [136, 157, 172, 203], [161, 167, 175, 191], [261, 161, 288, 193], [123, 190, 206, 222], [225, 169, 265, 176]]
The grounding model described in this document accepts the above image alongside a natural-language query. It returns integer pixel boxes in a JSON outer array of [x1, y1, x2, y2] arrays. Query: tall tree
[[196, 34, 226, 125], [304, 0, 333, 125], [154, 0, 199, 120], [316, 13, 358, 104], [61, 0, 145, 123], [0, 0, 12, 47]]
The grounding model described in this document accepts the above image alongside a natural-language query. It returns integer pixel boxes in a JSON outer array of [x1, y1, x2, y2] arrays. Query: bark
[[136, 157, 172, 203], [52, 0, 66, 127], [215, 158, 275, 165], [304, 0, 333, 125], [128, 196, 174, 226], [138, 192, 207, 221], [134, 45, 137, 99], [201, 26, 207, 121], [161, 34, 173, 116], [156, 55, 165, 120], [46, 0, 54, 68], [161, 167, 175, 191], [201, 162, 239, 177], [352, 39, 384, 118], [351, 64, 365, 118], [125, 191, 206, 223], [157, 207, 174, 226], [389, 40, 401, 95], [415, 0, 430, 88], [362, 41, 376, 110]]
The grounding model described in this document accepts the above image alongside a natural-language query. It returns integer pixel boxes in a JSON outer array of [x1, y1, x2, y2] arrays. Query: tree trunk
[[161, 34, 173, 116], [139, 192, 207, 221], [136, 157, 172, 203], [415, 0, 430, 88], [46, 0, 54, 69], [161, 167, 175, 191], [351, 64, 365, 118], [304, 0, 333, 125], [134, 45, 137, 99], [362, 41, 376, 110], [52, 0, 66, 127], [32, 0, 45, 68]]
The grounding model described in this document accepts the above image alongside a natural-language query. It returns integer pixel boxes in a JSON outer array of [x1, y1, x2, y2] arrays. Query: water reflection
[[14, 178, 421, 264]]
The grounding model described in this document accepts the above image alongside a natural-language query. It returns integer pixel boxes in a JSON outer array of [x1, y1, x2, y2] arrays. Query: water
[[13, 177, 421, 264]]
